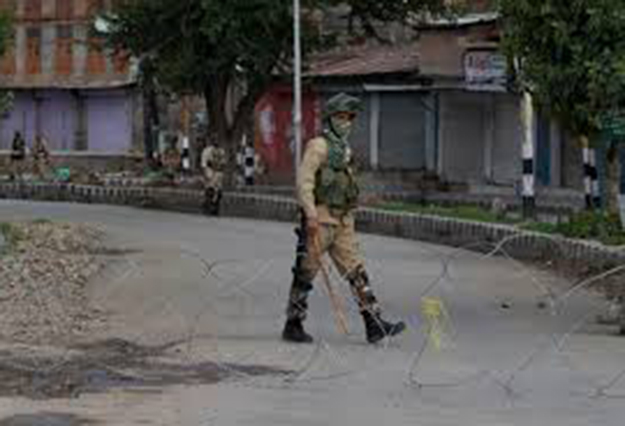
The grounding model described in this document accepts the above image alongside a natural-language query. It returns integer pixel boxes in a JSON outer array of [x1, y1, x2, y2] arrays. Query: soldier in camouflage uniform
[[9, 131, 27, 181], [282, 93, 406, 344], [32, 135, 51, 180], [201, 140, 227, 216], [161, 135, 181, 183]]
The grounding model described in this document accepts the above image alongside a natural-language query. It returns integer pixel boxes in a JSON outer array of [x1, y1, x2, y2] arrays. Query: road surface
[[0, 200, 624, 426]]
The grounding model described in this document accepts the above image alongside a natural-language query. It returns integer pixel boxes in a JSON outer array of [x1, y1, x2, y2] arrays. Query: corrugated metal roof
[[306, 43, 420, 77]]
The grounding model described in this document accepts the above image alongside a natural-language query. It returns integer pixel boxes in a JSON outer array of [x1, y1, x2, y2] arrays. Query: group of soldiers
[[6, 126, 228, 217], [8, 131, 51, 181]]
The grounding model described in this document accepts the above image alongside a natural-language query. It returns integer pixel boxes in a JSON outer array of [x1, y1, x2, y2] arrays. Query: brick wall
[[56, 0, 72, 19], [418, 23, 498, 77], [23, 0, 42, 20], [0, 0, 130, 83]]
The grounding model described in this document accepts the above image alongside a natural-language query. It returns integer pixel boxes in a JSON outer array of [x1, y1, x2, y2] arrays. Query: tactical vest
[[34, 145, 48, 159], [314, 136, 359, 214], [11, 139, 25, 160]]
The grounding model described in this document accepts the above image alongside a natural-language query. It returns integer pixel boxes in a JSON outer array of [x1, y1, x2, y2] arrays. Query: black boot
[[282, 318, 314, 344], [211, 190, 223, 216], [362, 311, 406, 344], [203, 188, 214, 215]]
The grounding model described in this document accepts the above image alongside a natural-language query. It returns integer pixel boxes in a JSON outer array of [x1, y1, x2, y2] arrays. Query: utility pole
[[293, 0, 302, 180]]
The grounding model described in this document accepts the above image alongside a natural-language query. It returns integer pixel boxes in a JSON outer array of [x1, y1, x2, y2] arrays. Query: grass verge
[[374, 202, 625, 246]]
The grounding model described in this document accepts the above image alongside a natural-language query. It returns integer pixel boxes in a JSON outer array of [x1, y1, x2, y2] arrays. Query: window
[[26, 27, 41, 75], [86, 35, 106, 75], [55, 25, 73, 75]]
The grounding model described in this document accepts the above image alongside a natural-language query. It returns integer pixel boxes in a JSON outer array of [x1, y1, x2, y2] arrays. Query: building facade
[[255, 8, 587, 201], [0, 0, 139, 157]]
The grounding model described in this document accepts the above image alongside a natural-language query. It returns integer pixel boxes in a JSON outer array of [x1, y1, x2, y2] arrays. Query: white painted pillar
[[521, 92, 536, 218], [582, 135, 600, 208]]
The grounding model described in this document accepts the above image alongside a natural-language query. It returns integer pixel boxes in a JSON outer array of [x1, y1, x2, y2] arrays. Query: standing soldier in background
[[162, 135, 181, 183], [282, 93, 406, 344], [201, 139, 227, 216], [32, 135, 51, 181], [9, 131, 27, 181]]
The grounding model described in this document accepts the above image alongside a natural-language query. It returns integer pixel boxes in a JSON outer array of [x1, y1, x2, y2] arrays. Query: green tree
[[500, 0, 625, 216], [99, 0, 449, 184]]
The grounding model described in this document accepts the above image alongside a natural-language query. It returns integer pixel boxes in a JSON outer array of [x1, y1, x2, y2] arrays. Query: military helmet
[[323, 92, 363, 119]]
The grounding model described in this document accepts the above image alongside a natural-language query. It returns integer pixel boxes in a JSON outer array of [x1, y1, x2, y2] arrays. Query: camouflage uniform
[[161, 137, 181, 182], [201, 143, 227, 215], [32, 136, 51, 180], [282, 93, 406, 344], [9, 132, 27, 181]]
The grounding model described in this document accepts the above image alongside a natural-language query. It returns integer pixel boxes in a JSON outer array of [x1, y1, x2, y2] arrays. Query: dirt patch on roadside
[[0, 221, 111, 344], [0, 338, 288, 400], [0, 222, 288, 401], [0, 412, 97, 426]]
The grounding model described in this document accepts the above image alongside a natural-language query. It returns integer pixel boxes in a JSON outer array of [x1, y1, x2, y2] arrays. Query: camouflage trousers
[[202, 169, 223, 216], [32, 158, 50, 180], [286, 217, 382, 322], [204, 168, 224, 191], [9, 159, 27, 180]]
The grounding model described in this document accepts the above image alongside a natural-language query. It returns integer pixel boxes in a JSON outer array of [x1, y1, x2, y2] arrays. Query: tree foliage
[[500, 0, 625, 137], [101, 0, 449, 181], [0, 11, 11, 57], [344, 0, 454, 39], [103, 0, 325, 149], [500, 0, 625, 215]]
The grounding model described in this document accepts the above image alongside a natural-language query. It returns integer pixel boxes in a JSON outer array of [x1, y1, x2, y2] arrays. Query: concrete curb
[[0, 182, 623, 273]]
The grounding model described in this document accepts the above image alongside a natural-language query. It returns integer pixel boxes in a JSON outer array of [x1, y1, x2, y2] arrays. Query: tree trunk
[[204, 78, 237, 188], [605, 144, 621, 217], [142, 88, 155, 168], [204, 77, 263, 190], [141, 60, 159, 170]]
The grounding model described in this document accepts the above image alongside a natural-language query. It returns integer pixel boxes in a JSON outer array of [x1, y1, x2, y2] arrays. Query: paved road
[[0, 200, 624, 426]]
